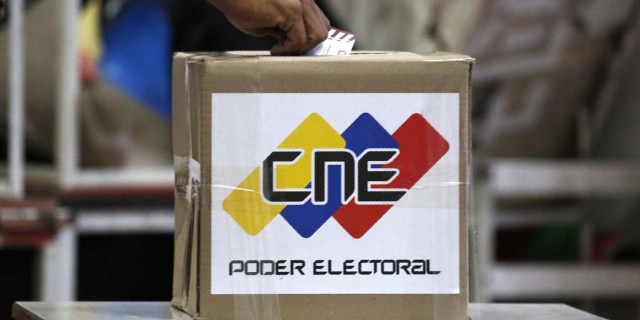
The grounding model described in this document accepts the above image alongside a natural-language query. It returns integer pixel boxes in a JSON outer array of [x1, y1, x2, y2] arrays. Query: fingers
[[213, 0, 331, 55], [271, 0, 330, 55], [299, 0, 329, 53], [271, 5, 307, 56]]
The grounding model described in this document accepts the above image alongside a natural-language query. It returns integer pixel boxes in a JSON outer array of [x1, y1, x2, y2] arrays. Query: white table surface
[[12, 302, 606, 320]]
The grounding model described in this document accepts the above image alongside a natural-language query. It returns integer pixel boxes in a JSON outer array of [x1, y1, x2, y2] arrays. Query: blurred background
[[1, 0, 640, 319]]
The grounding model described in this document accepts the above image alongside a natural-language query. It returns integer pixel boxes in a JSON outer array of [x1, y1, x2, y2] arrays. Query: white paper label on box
[[211, 93, 460, 295]]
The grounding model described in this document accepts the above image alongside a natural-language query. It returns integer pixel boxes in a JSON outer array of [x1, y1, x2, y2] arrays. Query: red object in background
[[0, 231, 55, 247], [0, 198, 66, 248], [80, 50, 99, 84], [592, 231, 624, 262]]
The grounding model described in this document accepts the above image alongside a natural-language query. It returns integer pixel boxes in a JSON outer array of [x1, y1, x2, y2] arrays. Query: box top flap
[[174, 51, 474, 64]]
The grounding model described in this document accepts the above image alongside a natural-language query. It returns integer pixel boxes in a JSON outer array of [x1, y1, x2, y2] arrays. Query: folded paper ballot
[[307, 28, 356, 56]]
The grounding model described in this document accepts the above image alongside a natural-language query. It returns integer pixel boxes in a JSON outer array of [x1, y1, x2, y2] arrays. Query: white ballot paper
[[307, 28, 356, 56]]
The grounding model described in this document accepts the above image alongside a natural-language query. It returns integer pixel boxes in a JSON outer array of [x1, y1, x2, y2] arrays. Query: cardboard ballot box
[[172, 51, 473, 320]]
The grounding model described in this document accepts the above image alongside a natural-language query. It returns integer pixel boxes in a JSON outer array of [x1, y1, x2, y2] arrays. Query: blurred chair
[[0, 0, 174, 305], [477, 160, 640, 303]]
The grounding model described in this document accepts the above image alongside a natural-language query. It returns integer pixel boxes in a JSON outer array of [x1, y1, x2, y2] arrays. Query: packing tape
[[174, 156, 201, 200]]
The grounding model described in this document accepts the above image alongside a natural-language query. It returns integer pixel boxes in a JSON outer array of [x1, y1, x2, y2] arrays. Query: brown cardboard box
[[172, 52, 472, 320]]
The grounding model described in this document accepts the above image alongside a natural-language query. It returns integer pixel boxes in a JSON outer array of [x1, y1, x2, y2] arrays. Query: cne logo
[[222, 113, 449, 238]]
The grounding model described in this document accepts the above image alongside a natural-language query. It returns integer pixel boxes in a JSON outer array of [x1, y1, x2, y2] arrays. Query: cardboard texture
[[172, 51, 472, 320]]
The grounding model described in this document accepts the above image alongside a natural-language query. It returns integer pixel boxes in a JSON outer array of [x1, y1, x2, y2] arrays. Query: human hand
[[208, 0, 330, 55]]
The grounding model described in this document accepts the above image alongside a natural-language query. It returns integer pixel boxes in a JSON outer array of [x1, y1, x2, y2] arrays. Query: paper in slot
[[307, 28, 356, 56]]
